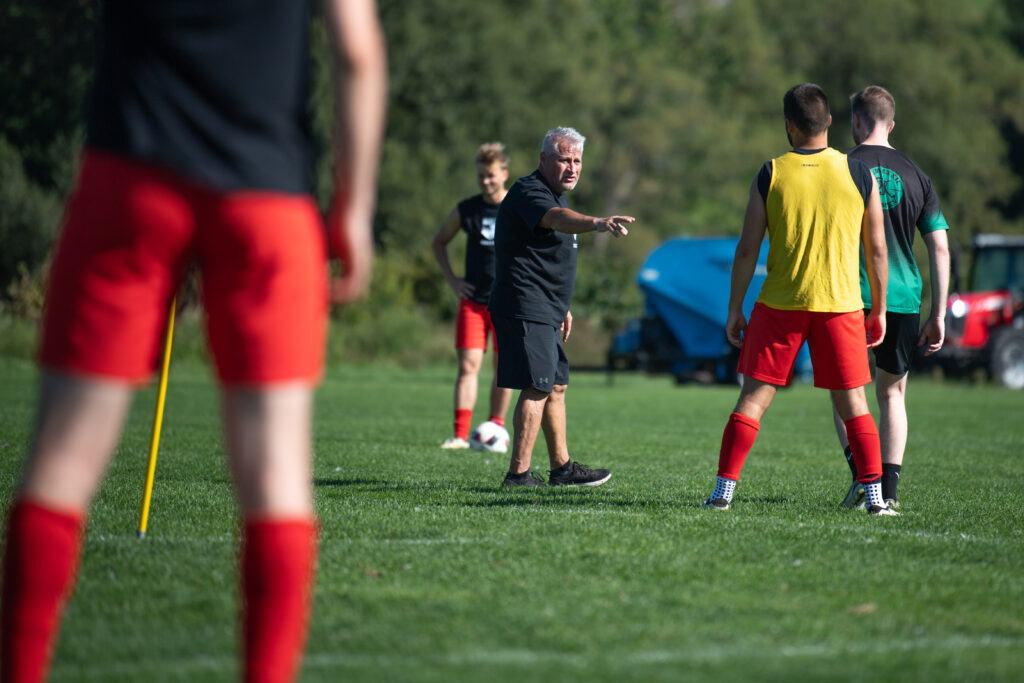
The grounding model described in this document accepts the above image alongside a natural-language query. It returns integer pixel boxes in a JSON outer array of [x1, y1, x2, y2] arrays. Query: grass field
[[1, 356, 1022, 682]]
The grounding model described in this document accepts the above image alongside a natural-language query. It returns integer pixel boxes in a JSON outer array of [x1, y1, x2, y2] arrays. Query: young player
[[701, 84, 897, 516], [0, 1, 386, 681], [432, 143, 514, 449], [834, 86, 951, 510]]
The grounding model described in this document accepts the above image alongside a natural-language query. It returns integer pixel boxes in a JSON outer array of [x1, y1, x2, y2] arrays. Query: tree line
[[3, 0, 1024, 336]]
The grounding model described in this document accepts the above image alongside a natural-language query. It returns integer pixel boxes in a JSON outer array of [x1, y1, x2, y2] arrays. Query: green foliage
[[5, 0, 1024, 347], [1, 362, 1022, 681], [0, 1, 94, 190], [0, 139, 61, 295]]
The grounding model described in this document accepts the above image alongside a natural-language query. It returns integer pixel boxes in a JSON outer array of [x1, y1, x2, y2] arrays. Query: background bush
[[4, 0, 1024, 365]]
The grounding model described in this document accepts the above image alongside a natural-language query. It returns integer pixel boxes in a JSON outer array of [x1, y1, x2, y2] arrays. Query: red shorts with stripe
[[39, 150, 328, 385], [738, 303, 871, 389], [455, 298, 496, 351]]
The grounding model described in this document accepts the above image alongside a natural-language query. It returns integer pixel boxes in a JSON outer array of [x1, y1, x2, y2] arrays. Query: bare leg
[[831, 386, 870, 422], [488, 352, 513, 420], [508, 387, 549, 475], [222, 384, 316, 683], [874, 369, 908, 466], [540, 384, 570, 469], [734, 377, 778, 421], [3, 372, 133, 683], [222, 384, 314, 517], [832, 403, 851, 451], [455, 348, 483, 412], [21, 372, 134, 509]]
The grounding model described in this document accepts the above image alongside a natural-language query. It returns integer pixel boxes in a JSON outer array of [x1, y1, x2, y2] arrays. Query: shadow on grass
[[313, 477, 414, 491], [313, 477, 692, 511], [459, 487, 684, 511]]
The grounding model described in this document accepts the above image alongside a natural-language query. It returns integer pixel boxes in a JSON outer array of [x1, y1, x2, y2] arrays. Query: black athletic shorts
[[870, 310, 919, 376], [491, 314, 569, 392]]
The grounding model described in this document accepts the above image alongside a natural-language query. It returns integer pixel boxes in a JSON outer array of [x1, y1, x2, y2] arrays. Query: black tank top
[[87, 0, 314, 194]]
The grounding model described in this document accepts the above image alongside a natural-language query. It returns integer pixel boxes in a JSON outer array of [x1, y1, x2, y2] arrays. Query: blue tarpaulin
[[636, 236, 811, 378]]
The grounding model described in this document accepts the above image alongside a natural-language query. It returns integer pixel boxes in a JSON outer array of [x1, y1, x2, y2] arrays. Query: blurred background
[[3, 0, 1024, 369]]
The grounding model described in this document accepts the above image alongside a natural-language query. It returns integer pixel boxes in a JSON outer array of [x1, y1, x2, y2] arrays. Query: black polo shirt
[[488, 169, 578, 326], [87, 0, 314, 194]]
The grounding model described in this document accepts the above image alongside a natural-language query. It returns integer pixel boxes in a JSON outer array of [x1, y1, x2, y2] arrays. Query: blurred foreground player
[[701, 84, 897, 516], [0, 1, 387, 681]]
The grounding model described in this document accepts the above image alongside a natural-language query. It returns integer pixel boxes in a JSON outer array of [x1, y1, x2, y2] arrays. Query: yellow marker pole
[[138, 299, 176, 539]]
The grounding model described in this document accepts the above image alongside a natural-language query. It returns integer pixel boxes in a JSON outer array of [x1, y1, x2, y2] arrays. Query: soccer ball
[[469, 421, 510, 453]]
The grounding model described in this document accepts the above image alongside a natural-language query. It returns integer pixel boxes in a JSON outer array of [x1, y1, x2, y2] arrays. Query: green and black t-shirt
[[848, 144, 949, 313]]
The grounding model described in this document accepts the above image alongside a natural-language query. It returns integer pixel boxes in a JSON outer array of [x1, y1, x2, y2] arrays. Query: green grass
[[1, 357, 1022, 682]]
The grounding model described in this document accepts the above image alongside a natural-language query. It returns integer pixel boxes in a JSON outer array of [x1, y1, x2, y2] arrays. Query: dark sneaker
[[840, 479, 866, 509], [884, 498, 900, 509], [702, 497, 730, 510], [502, 471, 546, 488], [867, 503, 900, 516], [548, 460, 611, 487]]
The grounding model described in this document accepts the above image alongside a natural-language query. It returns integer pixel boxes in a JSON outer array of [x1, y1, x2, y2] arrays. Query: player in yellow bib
[[701, 83, 897, 516]]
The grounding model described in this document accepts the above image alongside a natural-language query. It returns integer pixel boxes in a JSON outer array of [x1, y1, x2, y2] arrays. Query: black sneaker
[[867, 503, 899, 516], [548, 460, 611, 487], [702, 497, 730, 510], [502, 471, 546, 487]]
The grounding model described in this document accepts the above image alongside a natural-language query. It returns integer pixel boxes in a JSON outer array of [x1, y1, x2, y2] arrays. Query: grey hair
[[541, 127, 585, 155]]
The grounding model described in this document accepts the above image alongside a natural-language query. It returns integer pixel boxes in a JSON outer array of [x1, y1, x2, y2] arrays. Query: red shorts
[[455, 298, 496, 351], [39, 150, 328, 385], [738, 303, 871, 389]]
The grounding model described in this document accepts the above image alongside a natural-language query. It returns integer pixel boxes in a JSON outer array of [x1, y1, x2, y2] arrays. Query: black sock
[[843, 445, 858, 479], [506, 470, 528, 480], [882, 463, 902, 501], [552, 459, 573, 474]]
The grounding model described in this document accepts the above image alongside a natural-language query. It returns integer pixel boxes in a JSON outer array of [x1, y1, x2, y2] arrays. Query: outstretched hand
[[596, 215, 634, 237]]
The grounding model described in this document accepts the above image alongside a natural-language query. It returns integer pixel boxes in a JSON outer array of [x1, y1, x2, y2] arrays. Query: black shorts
[[871, 310, 919, 376], [491, 314, 569, 392]]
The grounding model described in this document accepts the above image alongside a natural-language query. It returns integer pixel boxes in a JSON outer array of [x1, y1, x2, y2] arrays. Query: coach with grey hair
[[488, 126, 634, 487]]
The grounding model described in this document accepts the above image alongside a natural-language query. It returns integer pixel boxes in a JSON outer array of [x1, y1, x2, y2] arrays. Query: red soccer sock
[[844, 414, 883, 484], [488, 415, 505, 428], [454, 409, 472, 440], [242, 518, 318, 683], [1, 499, 86, 683], [717, 412, 760, 481]]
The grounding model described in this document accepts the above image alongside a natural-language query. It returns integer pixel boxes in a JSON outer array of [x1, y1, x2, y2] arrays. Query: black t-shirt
[[847, 144, 949, 313], [87, 0, 314, 194], [488, 169, 578, 326], [457, 194, 500, 306]]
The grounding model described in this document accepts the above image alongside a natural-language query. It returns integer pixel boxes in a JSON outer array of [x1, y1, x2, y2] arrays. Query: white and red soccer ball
[[469, 421, 509, 453]]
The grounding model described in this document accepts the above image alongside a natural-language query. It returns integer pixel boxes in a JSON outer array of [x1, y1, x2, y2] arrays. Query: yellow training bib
[[758, 148, 866, 312]]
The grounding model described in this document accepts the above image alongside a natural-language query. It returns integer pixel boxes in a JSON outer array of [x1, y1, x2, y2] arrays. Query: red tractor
[[937, 233, 1024, 388]]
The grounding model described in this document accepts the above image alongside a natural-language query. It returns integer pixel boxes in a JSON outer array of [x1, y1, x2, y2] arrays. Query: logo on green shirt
[[872, 166, 903, 210]]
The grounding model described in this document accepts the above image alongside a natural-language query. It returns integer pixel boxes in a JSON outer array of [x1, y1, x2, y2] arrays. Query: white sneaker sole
[[559, 472, 612, 487]]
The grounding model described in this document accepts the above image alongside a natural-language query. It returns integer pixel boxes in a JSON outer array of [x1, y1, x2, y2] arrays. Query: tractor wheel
[[989, 327, 1024, 389]]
